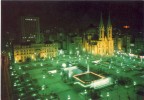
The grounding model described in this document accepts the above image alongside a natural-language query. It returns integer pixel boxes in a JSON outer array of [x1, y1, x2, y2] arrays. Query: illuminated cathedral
[[83, 14, 114, 55]]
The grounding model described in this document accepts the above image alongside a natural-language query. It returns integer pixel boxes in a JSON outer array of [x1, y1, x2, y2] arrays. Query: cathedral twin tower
[[83, 14, 114, 55], [99, 14, 112, 41]]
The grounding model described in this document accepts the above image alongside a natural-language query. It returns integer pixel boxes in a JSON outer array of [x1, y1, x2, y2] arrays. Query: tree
[[25, 57, 31, 62], [117, 77, 133, 86]]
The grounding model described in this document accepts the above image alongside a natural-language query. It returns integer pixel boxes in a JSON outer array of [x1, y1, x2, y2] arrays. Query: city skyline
[[2, 1, 144, 36]]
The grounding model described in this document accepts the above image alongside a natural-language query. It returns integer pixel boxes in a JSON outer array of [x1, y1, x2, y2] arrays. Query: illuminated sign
[[25, 19, 36, 21]]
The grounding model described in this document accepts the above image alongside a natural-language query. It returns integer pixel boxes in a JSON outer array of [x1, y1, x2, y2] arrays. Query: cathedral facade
[[83, 14, 114, 56]]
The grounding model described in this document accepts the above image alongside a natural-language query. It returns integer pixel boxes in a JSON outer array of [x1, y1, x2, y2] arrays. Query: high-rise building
[[114, 36, 123, 51], [123, 35, 131, 53], [134, 38, 144, 54], [21, 16, 40, 43]]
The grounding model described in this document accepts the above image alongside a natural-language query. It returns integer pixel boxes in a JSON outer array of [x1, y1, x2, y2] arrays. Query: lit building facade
[[134, 38, 144, 54], [83, 14, 114, 55], [21, 16, 41, 43], [114, 36, 123, 51], [13, 43, 58, 63], [73, 36, 83, 50], [122, 35, 131, 53], [67, 36, 83, 55], [114, 35, 131, 53]]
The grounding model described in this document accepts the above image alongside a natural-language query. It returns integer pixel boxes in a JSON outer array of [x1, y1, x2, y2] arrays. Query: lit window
[[25, 18, 36, 21]]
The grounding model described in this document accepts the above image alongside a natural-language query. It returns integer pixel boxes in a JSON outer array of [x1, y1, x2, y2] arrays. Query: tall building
[[21, 16, 40, 43], [114, 35, 131, 53], [83, 14, 114, 55], [123, 35, 131, 53], [134, 38, 144, 54], [13, 16, 59, 63], [114, 36, 123, 51], [67, 36, 83, 55]]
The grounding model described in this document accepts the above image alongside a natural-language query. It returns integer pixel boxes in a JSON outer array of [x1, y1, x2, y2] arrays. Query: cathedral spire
[[99, 13, 104, 40], [107, 13, 112, 27], [99, 13, 104, 27], [107, 12, 112, 39]]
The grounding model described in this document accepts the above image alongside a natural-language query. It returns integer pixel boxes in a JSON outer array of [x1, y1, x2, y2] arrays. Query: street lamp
[[107, 92, 110, 97], [63, 55, 65, 57], [43, 75, 46, 79], [11, 72, 14, 76], [41, 85, 45, 90], [70, 51, 72, 55], [87, 57, 89, 60], [14, 82, 17, 87], [133, 81, 136, 85], [140, 56, 143, 62], [10, 66, 12, 69], [76, 50, 79, 56], [121, 62, 123, 66], [116, 69, 119, 73], [42, 75, 46, 94], [106, 92, 110, 100], [59, 49, 64, 55], [86, 60, 87, 64], [67, 95, 71, 100], [56, 60, 59, 64], [41, 63, 43, 66], [100, 94, 103, 98], [84, 89, 87, 100], [69, 56, 71, 59], [19, 66, 21, 70], [133, 81, 137, 92], [62, 63, 66, 68]]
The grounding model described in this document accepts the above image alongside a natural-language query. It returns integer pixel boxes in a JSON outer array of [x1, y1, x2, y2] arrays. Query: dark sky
[[1, 1, 144, 35]]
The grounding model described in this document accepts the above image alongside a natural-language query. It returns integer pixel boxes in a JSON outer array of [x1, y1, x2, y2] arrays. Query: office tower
[[21, 16, 40, 43]]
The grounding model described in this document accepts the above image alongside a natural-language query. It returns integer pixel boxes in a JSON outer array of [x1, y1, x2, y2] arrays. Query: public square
[[9, 52, 144, 100]]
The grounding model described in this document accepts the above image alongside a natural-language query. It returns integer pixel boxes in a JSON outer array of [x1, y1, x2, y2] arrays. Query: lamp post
[[125, 85, 129, 98], [84, 89, 87, 100], [42, 75, 46, 94], [106, 92, 110, 100], [67, 95, 71, 100], [133, 81, 136, 92], [140, 56, 143, 62]]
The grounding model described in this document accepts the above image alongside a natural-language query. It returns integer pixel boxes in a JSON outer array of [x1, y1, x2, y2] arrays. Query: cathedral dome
[[91, 34, 99, 40], [85, 24, 97, 35]]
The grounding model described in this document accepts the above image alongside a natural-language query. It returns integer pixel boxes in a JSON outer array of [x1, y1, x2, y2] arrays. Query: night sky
[[1, 1, 144, 37]]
